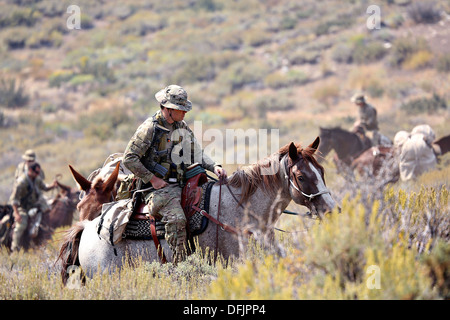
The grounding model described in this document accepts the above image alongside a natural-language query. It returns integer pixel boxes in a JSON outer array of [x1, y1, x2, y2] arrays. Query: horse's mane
[[227, 142, 322, 205]]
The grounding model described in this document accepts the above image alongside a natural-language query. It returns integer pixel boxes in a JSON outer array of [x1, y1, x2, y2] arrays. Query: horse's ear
[[102, 162, 120, 194], [288, 142, 299, 160], [308, 136, 320, 153], [69, 165, 91, 191]]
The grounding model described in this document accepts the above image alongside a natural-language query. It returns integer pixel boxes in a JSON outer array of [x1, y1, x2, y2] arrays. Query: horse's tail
[[56, 221, 86, 286]]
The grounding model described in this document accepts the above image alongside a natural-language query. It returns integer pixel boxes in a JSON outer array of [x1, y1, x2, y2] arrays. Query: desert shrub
[[331, 43, 353, 64], [0, 78, 29, 108], [400, 93, 447, 114], [242, 29, 272, 47], [0, 6, 40, 28], [36, 1, 66, 18], [79, 14, 95, 29], [353, 42, 387, 64], [194, 0, 224, 12], [2, 27, 29, 49], [313, 82, 340, 106], [209, 255, 294, 299], [264, 70, 308, 89], [289, 50, 321, 65], [384, 12, 405, 28], [27, 29, 63, 49], [216, 60, 269, 93], [254, 91, 295, 112], [170, 56, 216, 84], [314, 14, 354, 36], [110, 5, 136, 20], [69, 74, 95, 87], [389, 36, 429, 68], [436, 53, 450, 73], [332, 38, 387, 65], [120, 11, 166, 36], [421, 241, 450, 299], [79, 107, 132, 141], [407, 1, 441, 24], [78, 57, 116, 83], [403, 50, 433, 70], [209, 185, 448, 299], [48, 70, 74, 88]]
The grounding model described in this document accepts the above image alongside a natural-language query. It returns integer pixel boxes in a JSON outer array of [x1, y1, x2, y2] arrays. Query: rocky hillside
[[0, 0, 449, 201]]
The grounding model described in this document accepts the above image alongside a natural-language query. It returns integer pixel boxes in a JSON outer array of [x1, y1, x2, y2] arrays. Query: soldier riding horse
[[58, 137, 338, 284]]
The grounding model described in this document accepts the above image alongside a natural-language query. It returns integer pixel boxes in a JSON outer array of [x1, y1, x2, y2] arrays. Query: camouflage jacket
[[358, 103, 378, 131], [123, 110, 217, 184], [15, 162, 45, 181], [9, 175, 49, 210]]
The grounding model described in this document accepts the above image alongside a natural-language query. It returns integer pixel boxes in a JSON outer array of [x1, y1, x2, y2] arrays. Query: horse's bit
[[283, 155, 331, 202]]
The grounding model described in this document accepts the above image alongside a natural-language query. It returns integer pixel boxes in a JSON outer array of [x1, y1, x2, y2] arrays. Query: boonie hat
[[22, 149, 36, 161], [351, 93, 366, 103], [155, 85, 192, 112]]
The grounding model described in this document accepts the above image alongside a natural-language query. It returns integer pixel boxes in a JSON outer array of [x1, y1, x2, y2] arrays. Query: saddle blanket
[[122, 181, 214, 240]]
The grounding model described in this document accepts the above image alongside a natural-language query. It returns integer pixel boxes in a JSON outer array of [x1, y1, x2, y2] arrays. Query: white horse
[[58, 138, 337, 283]]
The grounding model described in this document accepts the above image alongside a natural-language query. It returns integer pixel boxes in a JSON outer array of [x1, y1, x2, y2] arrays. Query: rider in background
[[14, 149, 45, 182], [9, 163, 57, 252], [351, 93, 381, 146], [393, 125, 438, 181]]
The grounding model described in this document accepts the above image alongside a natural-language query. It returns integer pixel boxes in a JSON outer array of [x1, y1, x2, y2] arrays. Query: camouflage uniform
[[9, 175, 51, 251], [123, 85, 218, 262], [351, 94, 380, 146]]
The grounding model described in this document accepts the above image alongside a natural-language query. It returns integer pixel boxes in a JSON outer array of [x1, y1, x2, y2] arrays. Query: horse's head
[[284, 137, 337, 217], [317, 127, 333, 161], [69, 162, 120, 221]]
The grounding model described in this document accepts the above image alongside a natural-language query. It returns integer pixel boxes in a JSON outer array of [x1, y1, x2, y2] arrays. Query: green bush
[[407, 1, 441, 24], [0, 6, 40, 28], [2, 27, 29, 49], [400, 93, 447, 114], [353, 42, 387, 64], [0, 78, 29, 108], [216, 60, 269, 93], [436, 53, 450, 73], [264, 70, 309, 89], [120, 11, 166, 36], [331, 44, 353, 64], [48, 70, 74, 88], [170, 56, 216, 84], [79, 108, 132, 141], [389, 36, 429, 68], [332, 37, 387, 65]]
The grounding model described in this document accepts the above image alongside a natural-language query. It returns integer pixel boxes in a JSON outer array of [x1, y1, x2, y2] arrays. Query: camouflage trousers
[[144, 184, 186, 263], [12, 197, 50, 252]]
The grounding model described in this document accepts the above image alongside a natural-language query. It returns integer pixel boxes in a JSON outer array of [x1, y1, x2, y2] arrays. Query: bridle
[[282, 155, 331, 202]]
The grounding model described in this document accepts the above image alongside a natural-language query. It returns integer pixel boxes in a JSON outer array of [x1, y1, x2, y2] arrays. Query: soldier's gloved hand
[[214, 166, 227, 179], [150, 175, 168, 189]]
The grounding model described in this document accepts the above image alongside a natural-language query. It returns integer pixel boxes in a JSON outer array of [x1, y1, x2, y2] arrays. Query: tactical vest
[[142, 112, 188, 186]]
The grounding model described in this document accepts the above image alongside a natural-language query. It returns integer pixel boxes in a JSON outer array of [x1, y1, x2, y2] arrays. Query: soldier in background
[[9, 163, 57, 251], [393, 125, 438, 181], [15, 149, 45, 181], [123, 84, 226, 263], [351, 93, 381, 146]]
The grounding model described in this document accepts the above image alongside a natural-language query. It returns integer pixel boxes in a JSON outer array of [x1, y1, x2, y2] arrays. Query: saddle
[[125, 164, 210, 262]]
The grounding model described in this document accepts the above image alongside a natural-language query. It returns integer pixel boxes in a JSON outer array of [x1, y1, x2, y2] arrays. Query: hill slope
[[0, 0, 449, 201]]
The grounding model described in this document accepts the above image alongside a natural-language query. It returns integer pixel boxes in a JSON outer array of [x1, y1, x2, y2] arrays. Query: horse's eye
[[297, 175, 304, 181]]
